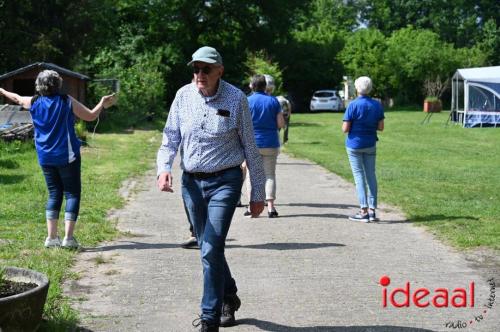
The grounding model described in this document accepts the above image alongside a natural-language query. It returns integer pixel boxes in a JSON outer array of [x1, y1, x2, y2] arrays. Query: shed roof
[[455, 66, 500, 83], [0, 105, 32, 124], [0, 62, 90, 81]]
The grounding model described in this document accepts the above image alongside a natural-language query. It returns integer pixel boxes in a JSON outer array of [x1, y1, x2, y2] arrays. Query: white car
[[310, 90, 344, 112]]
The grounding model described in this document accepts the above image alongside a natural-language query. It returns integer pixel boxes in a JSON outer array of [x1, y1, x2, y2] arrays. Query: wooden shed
[[0, 62, 89, 104]]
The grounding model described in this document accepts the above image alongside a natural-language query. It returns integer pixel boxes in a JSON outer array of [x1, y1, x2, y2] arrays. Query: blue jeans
[[181, 166, 242, 324], [346, 146, 377, 210], [41, 157, 81, 221]]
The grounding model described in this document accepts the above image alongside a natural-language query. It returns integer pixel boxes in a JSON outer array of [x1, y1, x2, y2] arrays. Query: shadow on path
[[280, 213, 350, 219], [83, 241, 345, 252], [410, 214, 479, 223], [82, 241, 180, 252], [281, 203, 358, 209], [75, 327, 94, 332], [277, 161, 313, 166], [238, 318, 435, 332], [227, 242, 345, 250]]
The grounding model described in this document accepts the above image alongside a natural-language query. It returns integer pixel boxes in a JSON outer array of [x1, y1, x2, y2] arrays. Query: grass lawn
[[0, 128, 160, 330], [284, 110, 500, 250]]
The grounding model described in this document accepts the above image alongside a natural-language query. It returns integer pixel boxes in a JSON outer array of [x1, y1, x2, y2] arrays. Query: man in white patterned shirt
[[157, 46, 265, 332]]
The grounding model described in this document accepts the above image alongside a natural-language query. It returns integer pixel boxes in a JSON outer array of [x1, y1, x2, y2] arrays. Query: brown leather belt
[[185, 166, 239, 180]]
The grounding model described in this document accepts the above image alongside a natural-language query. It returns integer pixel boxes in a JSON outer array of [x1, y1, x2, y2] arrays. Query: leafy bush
[[83, 31, 169, 130], [339, 28, 391, 99], [74, 120, 87, 144], [424, 96, 440, 102], [244, 50, 284, 96]]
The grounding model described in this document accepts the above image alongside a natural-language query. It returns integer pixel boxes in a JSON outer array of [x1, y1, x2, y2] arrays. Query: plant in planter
[[424, 96, 442, 113], [0, 266, 50, 332], [423, 75, 448, 112]]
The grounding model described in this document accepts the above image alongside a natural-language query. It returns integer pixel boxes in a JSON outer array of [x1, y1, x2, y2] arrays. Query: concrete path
[[65, 154, 499, 332]]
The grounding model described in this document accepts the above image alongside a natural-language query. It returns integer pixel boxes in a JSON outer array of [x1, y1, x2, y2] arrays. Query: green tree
[[300, 0, 360, 32], [0, 0, 116, 73], [281, 25, 344, 111], [278, 0, 350, 110], [84, 30, 168, 128], [339, 28, 391, 98], [358, 0, 500, 48], [476, 18, 500, 65], [385, 26, 486, 104], [244, 51, 284, 96], [101, 0, 306, 96]]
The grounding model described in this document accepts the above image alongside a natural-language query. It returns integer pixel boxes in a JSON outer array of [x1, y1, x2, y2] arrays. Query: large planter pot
[[423, 100, 442, 112], [0, 267, 49, 332]]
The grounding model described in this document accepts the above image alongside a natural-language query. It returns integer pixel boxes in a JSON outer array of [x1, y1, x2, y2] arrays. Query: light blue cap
[[187, 46, 223, 66]]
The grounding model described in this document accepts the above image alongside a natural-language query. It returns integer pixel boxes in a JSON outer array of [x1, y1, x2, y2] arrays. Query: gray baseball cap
[[187, 46, 223, 66]]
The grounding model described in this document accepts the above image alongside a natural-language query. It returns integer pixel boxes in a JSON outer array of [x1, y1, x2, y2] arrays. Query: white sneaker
[[62, 237, 79, 249], [44, 236, 61, 248]]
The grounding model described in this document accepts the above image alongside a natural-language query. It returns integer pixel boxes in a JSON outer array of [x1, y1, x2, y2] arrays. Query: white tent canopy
[[451, 66, 500, 127]]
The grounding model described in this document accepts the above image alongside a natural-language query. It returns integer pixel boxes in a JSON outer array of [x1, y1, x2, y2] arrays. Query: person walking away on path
[[156, 46, 265, 332], [0, 70, 116, 248], [244, 74, 284, 218], [264, 74, 292, 144], [342, 76, 384, 222], [276, 95, 292, 144], [263, 75, 292, 144]]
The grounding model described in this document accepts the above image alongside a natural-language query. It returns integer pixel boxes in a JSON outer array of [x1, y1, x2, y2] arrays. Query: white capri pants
[[246, 148, 280, 201]]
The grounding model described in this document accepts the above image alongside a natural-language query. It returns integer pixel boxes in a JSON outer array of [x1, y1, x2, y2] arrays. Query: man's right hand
[[157, 172, 173, 192], [249, 201, 265, 218]]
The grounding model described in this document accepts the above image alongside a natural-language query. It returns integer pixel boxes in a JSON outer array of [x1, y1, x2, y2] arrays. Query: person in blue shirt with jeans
[[342, 76, 385, 222], [0, 70, 116, 248]]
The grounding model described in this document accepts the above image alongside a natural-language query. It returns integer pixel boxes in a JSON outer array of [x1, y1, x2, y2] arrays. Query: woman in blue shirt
[[342, 76, 385, 222], [0, 70, 116, 248], [245, 74, 284, 218]]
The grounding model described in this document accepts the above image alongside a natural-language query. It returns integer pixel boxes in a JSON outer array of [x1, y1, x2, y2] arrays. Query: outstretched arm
[[70, 94, 117, 121], [0, 88, 32, 109]]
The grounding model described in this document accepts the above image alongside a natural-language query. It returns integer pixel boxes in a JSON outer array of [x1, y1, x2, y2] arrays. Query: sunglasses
[[192, 66, 213, 75]]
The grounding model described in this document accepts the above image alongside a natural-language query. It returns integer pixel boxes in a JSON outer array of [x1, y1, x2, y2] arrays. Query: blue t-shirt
[[30, 95, 81, 166], [247, 92, 282, 148], [343, 96, 385, 149]]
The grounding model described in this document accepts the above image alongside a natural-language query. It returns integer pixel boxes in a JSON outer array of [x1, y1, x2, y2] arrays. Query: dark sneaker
[[348, 212, 370, 223], [243, 210, 252, 217], [220, 293, 241, 327], [236, 200, 244, 207], [369, 211, 379, 222], [192, 317, 219, 332], [268, 210, 279, 218], [180, 236, 198, 249]]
